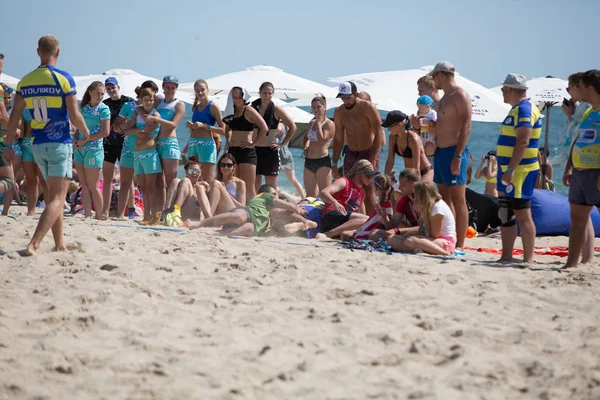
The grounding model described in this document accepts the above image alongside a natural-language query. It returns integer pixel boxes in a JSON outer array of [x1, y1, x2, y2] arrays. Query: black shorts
[[104, 145, 122, 164], [499, 196, 531, 210], [228, 146, 258, 166], [321, 210, 352, 232], [305, 155, 332, 174], [255, 146, 280, 176]]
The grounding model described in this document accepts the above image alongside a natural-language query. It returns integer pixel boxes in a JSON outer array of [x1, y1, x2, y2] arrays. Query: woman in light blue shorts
[[75, 81, 111, 220], [148, 76, 185, 210], [184, 79, 226, 182], [123, 87, 162, 225], [111, 80, 159, 219]]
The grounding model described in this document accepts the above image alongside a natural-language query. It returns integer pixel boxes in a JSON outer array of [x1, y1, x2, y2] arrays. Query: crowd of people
[[1, 35, 599, 267]]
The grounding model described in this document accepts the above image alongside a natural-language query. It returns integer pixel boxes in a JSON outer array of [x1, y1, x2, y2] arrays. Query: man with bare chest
[[332, 82, 385, 213], [426, 62, 472, 249]]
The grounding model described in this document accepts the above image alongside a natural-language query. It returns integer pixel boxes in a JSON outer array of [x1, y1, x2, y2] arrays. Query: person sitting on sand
[[339, 174, 394, 241], [161, 156, 211, 225], [386, 181, 456, 256], [187, 184, 308, 237], [318, 159, 377, 238], [370, 168, 421, 242], [198, 152, 246, 218]]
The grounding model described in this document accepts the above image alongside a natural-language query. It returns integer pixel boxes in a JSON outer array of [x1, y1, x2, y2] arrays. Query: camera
[[484, 155, 490, 160]]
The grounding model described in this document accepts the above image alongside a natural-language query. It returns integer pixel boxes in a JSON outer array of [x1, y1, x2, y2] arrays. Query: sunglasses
[[4, 87, 13, 94], [220, 163, 234, 168], [187, 168, 201, 174]]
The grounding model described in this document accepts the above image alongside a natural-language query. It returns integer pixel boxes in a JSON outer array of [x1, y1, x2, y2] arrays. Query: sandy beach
[[1, 208, 599, 400]]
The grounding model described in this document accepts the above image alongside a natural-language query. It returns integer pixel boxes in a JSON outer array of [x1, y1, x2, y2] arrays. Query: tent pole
[[541, 102, 551, 189]]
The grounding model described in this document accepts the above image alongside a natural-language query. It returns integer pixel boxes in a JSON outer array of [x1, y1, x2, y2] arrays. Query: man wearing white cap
[[428, 61, 471, 250], [496, 73, 541, 264], [332, 81, 385, 214]]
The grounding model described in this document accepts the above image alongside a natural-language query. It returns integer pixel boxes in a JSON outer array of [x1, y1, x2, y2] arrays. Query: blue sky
[[2, 0, 598, 88]]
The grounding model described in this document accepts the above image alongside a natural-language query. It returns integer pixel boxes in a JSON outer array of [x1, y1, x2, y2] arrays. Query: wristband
[[453, 154, 462, 159], [331, 161, 339, 168], [506, 167, 514, 173], [3, 143, 13, 149]]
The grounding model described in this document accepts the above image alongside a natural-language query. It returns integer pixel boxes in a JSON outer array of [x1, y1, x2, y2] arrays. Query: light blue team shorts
[[74, 147, 104, 169], [20, 138, 35, 162], [157, 137, 181, 160], [188, 137, 216, 164], [32, 142, 73, 181], [134, 148, 162, 176]]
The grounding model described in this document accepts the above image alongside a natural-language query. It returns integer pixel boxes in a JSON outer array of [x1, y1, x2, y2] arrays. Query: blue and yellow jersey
[[496, 98, 542, 172], [17, 65, 76, 145], [573, 108, 600, 169]]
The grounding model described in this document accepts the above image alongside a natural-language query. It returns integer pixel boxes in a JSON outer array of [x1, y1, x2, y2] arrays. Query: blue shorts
[[157, 137, 181, 160], [497, 167, 539, 200], [188, 137, 216, 164], [120, 146, 135, 169], [20, 138, 35, 162], [13, 140, 22, 157], [32, 142, 73, 181], [433, 145, 470, 186], [74, 147, 104, 169], [134, 148, 162, 176]]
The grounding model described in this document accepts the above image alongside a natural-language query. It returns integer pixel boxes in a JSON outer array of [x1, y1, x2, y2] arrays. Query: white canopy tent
[[325, 66, 510, 122], [73, 69, 195, 104], [0, 74, 20, 90], [490, 76, 568, 106], [178, 65, 337, 101]]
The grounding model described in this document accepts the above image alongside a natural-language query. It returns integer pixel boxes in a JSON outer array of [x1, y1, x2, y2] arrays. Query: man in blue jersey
[[496, 74, 541, 264], [563, 69, 600, 269], [3, 35, 90, 255]]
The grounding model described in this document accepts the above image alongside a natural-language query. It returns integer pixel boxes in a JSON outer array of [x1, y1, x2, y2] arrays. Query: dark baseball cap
[[381, 110, 409, 128]]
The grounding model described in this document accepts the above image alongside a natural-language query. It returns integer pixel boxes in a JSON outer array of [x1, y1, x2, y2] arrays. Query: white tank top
[[156, 98, 180, 121]]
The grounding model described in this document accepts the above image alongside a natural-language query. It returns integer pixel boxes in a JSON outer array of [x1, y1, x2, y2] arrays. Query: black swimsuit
[[395, 135, 432, 176], [226, 106, 258, 165]]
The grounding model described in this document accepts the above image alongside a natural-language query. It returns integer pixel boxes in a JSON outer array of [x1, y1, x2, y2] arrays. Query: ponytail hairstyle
[[413, 181, 442, 222], [192, 79, 209, 110], [134, 80, 159, 98], [80, 81, 104, 109], [311, 93, 327, 107], [373, 174, 394, 203], [139, 87, 155, 102]]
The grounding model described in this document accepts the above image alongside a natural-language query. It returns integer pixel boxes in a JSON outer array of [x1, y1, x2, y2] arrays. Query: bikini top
[[251, 98, 279, 131], [192, 100, 216, 126], [308, 119, 331, 143], [394, 134, 413, 159], [225, 182, 238, 198], [225, 106, 255, 131]]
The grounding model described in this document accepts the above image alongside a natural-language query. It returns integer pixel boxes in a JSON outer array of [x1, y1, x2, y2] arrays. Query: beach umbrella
[[326, 66, 510, 123], [178, 65, 337, 101], [0, 73, 20, 89], [490, 76, 568, 106], [73, 69, 195, 104]]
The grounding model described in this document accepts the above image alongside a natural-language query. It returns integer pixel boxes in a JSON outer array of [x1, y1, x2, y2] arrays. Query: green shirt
[[247, 193, 275, 234]]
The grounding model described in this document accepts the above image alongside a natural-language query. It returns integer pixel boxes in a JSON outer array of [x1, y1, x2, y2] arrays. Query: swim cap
[[417, 95, 434, 105]]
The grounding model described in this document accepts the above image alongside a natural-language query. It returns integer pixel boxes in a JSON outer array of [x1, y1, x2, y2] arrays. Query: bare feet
[[302, 221, 318, 230], [23, 242, 39, 256], [53, 245, 67, 252]]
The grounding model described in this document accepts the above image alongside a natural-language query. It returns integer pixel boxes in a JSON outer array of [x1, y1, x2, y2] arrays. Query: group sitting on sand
[[1, 35, 599, 268]]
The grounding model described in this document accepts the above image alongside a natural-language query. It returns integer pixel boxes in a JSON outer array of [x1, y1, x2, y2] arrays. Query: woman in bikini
[[383, 110, 433, 183], [223, 86, 268, 203], [251, 82, 297, 192], [475, 150, 498, 197], [185, 79, 225, 183], [304, 94, 335, 197], [197, 152, 246, 218]]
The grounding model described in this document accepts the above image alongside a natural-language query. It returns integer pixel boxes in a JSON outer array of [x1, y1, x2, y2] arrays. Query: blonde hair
[[38, 35, 60, 56], [373, 174, 393, 203], [413, 181, 442, 222], [81, 81, 104, 109], [311, 94, 326, 107], [192, 79, 209, 110], [357, 91, 371, 102], [417, 75, 436, 90]]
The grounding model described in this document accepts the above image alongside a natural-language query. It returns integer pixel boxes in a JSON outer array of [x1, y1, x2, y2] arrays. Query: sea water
[[174, 105, 570, 196]]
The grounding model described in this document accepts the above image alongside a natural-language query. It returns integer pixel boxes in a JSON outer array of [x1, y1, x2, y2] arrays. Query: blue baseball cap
[[417, 95, 433, 105], [104, 77, 118, 86], [163, 75, 179, 85]]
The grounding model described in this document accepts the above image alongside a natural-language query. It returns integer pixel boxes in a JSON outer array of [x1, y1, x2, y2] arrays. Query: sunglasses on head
[[4, 87, 13, 94], [187, 168, 201, 174], [220, 162, 234, 168]]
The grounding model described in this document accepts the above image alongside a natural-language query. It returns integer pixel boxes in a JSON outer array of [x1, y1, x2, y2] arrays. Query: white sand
[[1, 210, 599, 400]]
